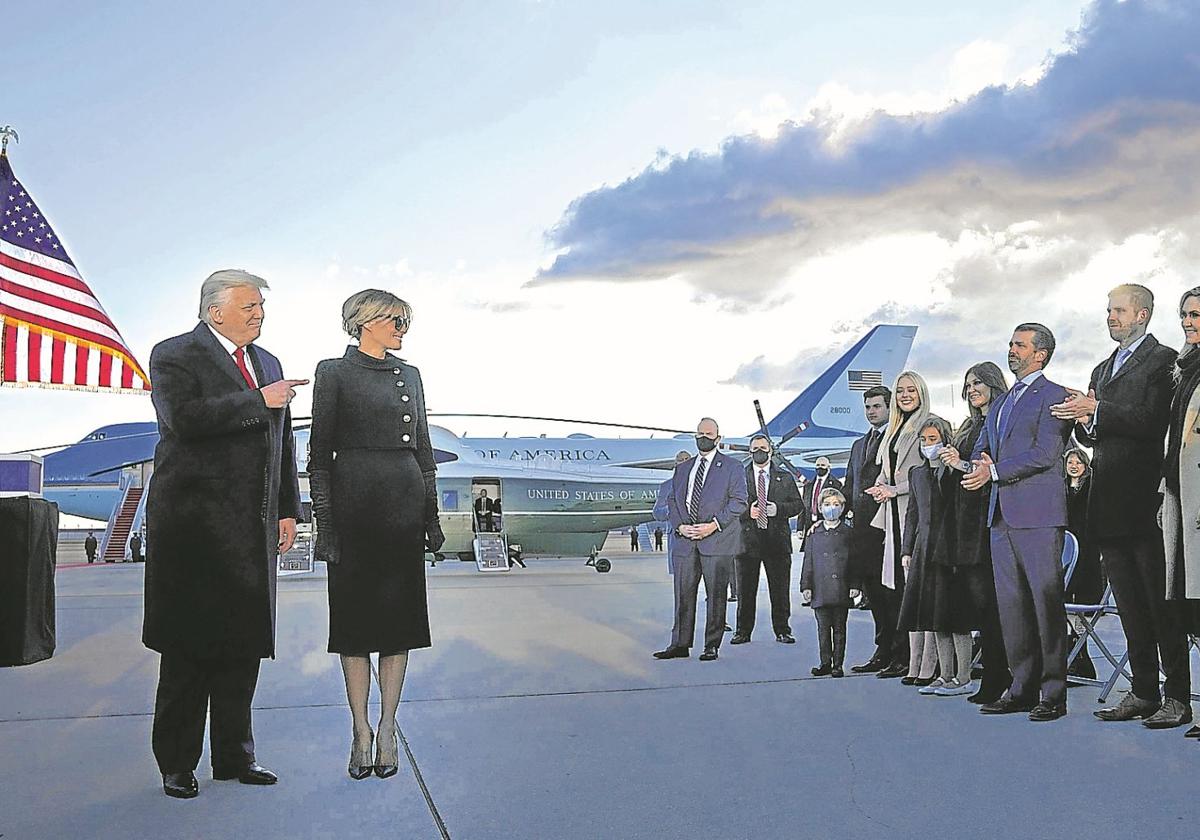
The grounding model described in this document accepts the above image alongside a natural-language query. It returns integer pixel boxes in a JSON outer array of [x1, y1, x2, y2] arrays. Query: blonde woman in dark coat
[[309, 290, 444, 780]]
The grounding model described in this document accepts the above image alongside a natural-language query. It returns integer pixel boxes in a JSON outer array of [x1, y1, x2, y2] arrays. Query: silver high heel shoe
[[348, 729, 374, 780], [375, 727, 399, 779]]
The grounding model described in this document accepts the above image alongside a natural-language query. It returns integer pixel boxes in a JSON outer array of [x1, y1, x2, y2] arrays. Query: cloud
[[534, 0, 1200, 301]]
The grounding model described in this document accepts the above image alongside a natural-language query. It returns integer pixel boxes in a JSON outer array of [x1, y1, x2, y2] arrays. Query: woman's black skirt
[[327, 448, 430, 655]]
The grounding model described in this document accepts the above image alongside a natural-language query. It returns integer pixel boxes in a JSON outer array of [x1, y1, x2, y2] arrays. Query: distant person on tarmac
[[654, 527, 664, 551], [129, 532, 143, 563], [630, 526, 640, 551], [85, 531, 98, 564]]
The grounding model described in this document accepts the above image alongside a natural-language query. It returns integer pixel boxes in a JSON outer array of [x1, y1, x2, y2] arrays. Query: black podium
[[0, 497, 58, 666]]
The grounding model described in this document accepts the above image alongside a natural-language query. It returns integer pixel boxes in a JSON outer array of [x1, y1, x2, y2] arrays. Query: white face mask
[[920, 443, 943, 461]]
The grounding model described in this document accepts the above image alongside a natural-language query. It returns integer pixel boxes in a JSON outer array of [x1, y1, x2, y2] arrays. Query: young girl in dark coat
[[801, 488, 860, 677], [898, 416, 971, 692]]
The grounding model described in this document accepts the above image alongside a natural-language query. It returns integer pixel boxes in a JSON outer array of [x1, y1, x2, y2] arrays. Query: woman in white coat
[[867, 370, 934, 681]]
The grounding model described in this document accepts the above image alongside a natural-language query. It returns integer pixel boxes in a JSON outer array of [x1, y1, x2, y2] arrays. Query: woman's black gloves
[[309, 470, 339, 565]]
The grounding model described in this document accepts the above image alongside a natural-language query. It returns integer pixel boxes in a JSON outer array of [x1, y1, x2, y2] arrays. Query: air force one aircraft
[[37, 324, 916, 555], [463, 324, 917, 472]]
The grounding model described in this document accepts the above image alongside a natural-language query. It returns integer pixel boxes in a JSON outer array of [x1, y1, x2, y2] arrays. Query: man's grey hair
[[1013, 322, 1057, 367], [199, 269, 269, 324], [1111, 283, 1154, 319], [341, 289, 413, 339]]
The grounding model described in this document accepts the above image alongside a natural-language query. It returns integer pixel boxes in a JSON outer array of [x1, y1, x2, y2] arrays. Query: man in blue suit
[[654, 418, 748, 662], [964, 323, 1074, 721]]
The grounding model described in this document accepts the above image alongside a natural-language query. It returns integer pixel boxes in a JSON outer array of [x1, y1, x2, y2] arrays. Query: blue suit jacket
[[970, 373, 1072, 529], [666, 451, 748, 557]]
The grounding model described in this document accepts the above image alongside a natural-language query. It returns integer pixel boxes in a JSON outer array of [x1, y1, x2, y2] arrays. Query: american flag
[[0, 150, 149, 392], [847, 369, 883, 391]]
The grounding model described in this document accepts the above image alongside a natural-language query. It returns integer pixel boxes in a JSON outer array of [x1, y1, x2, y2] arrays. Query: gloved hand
[[423, 472, 439, 523], [309, 470, 339, 564], [315, 525, 340, 565], [426, 518, 446, 553]]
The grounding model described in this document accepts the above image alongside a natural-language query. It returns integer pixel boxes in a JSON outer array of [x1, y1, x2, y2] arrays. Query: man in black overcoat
[[143, 269, 305, 799], [842, 386, 901, 673], [731, 434, 804, 644], [1052, 283, 1192, 729]]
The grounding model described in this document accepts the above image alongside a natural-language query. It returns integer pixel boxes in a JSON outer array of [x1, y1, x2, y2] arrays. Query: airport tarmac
[[2, 535, 1199, 839]]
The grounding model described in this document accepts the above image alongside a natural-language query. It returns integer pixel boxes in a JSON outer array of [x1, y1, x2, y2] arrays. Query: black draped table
[[0, 496, 58, 666]]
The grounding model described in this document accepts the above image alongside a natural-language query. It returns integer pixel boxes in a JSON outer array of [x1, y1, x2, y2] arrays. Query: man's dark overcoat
[[143, 323, 300, 659]]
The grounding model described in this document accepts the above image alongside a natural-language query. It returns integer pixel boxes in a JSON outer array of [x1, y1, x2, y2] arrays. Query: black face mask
[[816, 467, 829, 476], [695, 435, 718, 453], [751, 450, 770, 465]]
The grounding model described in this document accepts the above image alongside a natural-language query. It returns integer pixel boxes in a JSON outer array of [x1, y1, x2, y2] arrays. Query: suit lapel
[[194, 323, 252, 391], [1107, 335, 1156, 386], [1000, 380, 1042, 447]]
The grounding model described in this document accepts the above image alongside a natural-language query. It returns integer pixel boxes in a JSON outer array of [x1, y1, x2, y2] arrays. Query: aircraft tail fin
[[760, 325, 917, 439]]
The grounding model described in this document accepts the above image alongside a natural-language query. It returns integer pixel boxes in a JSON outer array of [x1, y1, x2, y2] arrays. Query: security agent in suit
[[731, 434, 804, 644], [144, 270, 304, 799], [1051, 284, 1193, 728], [801, 456, 844, 538], [963, 323, 1073, 722], [653, 418, 749, 661], [842, 385, 897, 672]]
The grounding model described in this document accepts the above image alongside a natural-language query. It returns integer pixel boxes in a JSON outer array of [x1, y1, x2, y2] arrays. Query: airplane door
[[471, 478, 502, 533]]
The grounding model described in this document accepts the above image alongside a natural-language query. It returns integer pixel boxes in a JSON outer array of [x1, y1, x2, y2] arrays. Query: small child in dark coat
[[801, 488, 860, 677]]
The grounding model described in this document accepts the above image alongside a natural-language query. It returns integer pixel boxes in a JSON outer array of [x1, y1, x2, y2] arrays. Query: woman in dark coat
[[939, 361, 1012, 703], [1063, 447, 1100, 679], [309, 289, 445, 780], [897, 416, 957, 687]]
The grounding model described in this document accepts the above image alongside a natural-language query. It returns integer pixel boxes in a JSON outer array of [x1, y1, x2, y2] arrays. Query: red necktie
[[811, 477, 823, 515], [233, 347, 256, 389]]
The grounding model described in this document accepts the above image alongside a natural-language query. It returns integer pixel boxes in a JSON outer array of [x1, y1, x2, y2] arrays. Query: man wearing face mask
[[654, 418, 748, 662], [731, 435, 804, 645], [1050, 284, 1192, 729], [802, 457, 843, 543]]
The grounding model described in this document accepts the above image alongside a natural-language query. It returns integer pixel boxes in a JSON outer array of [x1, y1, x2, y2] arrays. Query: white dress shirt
[[207, 324, 258, 387]]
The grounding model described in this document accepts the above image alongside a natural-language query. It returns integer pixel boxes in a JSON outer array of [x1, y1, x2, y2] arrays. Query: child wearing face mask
[[800, 489, 860, 677], [897, 416, 976, 694]]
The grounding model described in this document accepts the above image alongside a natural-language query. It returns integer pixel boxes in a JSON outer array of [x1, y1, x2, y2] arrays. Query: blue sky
[[6, 0, 1190, 455]]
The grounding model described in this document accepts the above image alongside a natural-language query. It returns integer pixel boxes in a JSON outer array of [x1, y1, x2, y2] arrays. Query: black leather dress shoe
[[811, 664, 832, 676], [699, 647, 719, 661], [900, 676, 917, 686], [775, 633, 796, 644], [980, 695, 1037, 715], [851, 657, 887, 674], [1184, 724, 1200, 738], [1028, 701, 1067, 722], [913, 676, 936, 687], [877, 662, 908, 679], [652, 646, 690, 659], [162, 771, 199, 799], [213, 763, 277, 785], [831, 667, 844, 678], [730, 634, 751, 645]]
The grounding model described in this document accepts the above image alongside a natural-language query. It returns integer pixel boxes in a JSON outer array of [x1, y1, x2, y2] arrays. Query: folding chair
[[1062, 531, 1132, 702]]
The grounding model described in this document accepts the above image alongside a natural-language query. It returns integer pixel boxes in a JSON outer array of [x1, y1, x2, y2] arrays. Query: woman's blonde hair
[[884, 370, 931, 441], [341, 289, 413, 339]]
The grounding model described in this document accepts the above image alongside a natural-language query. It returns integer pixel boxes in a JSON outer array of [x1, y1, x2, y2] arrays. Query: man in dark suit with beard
[[842, 385, 898, 673], [144, 269, 304, 799], [1052, 284, 1192, 730], [731, 434, 804, 645]]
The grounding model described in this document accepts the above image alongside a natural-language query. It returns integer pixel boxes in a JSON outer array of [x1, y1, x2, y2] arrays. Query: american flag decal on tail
[[847, 370, 883, 391], [0, 150, 149, 393]]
